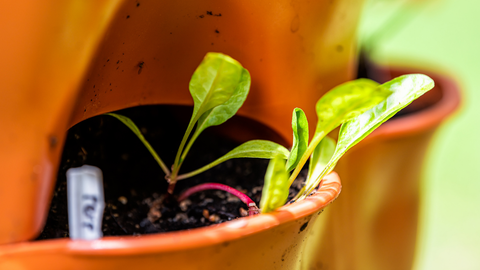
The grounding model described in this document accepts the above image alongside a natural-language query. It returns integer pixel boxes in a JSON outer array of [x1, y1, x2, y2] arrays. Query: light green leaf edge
[[303, 74, 435, 194], [286, 108, 309, 172], [260, 155, 290, 213], [176, 140, 290, 180], [105, 113, 170, 176]]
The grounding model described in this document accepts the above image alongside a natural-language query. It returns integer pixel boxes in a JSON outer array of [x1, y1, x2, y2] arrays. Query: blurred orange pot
[[0, 0, 365, 253], [311, 66, 461, 270], [0, 0, 124, 246], [0, 173, 340, 270]]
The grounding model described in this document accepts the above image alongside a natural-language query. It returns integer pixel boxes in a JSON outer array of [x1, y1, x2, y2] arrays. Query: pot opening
[[37, 105, 301, 240]]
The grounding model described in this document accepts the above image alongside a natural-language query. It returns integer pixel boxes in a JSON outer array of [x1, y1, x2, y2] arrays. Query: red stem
[[178, 183, 260, 216], [167, 182, 176, 194]]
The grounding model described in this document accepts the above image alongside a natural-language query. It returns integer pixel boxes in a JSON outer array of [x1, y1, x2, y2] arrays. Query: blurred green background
[[359, 0, 480, 269]]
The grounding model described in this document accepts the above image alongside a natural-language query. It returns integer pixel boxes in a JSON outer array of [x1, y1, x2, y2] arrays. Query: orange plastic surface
[[69, 0, 365, 138], [0, 173, 340, 270], [0, 0, 365, 244], [0, 0, 124, 244]]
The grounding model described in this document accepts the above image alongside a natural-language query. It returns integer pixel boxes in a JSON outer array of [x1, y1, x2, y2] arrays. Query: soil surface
[[37, 105, 305, 240]]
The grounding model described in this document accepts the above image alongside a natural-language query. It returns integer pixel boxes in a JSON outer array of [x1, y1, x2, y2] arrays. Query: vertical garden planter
[[310, 66, 461, 270], [0, 0, 366, 268], [0, 0, 123, 245], [69, 0, 366, 138]]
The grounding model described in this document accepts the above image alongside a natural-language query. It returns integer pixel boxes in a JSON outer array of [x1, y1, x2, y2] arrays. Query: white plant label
[[67, 165, 105, 240]]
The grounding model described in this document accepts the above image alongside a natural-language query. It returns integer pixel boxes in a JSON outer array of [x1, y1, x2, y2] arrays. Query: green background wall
[[359, 0, 480, 269]]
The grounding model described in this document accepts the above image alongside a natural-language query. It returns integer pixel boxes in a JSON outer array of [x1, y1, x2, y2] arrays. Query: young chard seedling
[[107, 52, 289, 212], [107, 52, 435, 216], [260, 74, 435, 212]]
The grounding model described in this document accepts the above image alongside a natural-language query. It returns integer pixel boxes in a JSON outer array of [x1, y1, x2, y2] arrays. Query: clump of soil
[[37, 105, 305, 240]]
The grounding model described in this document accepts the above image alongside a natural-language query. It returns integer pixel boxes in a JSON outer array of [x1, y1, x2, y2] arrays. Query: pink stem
[[178, 183, 260, 216], [167, 182, 176, 194]]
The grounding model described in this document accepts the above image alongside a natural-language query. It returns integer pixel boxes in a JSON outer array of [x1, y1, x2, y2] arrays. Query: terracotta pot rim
[[365, 66, 461, 140], [1, 173, 340, 256]]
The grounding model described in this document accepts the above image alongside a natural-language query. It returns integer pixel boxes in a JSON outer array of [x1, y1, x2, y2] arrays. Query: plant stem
[[142, 139, 171, 176], [173, 128, 202, 182], [291, 186, 306, 202], [178, 183, 260, 216], [288, 131, 325, 186], [176, 154, 222, 181], [179, 129, 201, 169], [167, 182, 176, 194], [304, 159, 335, 195], [170, 117, 197, 183], [105, 113, 170, 176]]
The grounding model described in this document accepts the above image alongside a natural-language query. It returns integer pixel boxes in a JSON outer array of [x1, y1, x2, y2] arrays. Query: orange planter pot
[[0, 0, 365, 245], [312, 66, 461, 270], [0, 0, 123, 245], [0, 173, 340, 270]]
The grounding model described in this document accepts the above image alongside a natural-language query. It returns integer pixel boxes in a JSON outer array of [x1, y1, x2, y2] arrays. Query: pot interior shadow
[[37, 105, 293, 240]]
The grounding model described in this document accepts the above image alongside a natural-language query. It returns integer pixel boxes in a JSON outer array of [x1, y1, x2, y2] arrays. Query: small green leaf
[[220, 140, 290, 160], [172, 53, 248, 178], [260, 156, 290, 213], [195, 68, 251, 134], [286, 108, 309, 172], [314, 78, 387, 136], [189, 52, 245, 122], [303, 74, 434, 194], [288, 78, 390, 185], [307, 136, 336, 184], [178, 67, 250, 172], [336, 74, 434, 159], [176, 140, 289, 180], [105, 113, 170, 176]]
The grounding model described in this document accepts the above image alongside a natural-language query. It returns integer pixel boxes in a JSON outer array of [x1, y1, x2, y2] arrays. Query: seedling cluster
[[107, 52, 434, 215]]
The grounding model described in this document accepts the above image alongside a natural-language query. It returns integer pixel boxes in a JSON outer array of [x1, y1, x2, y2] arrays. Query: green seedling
[[107, 52, 434, 215], [260, 74, 435, 212], [107, 52, 289, 211]]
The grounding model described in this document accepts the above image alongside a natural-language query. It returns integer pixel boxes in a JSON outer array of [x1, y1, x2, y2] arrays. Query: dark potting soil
[[37, 105, 305, 240]]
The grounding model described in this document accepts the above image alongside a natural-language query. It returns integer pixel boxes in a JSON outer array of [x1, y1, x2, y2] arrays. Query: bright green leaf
[[288, 78, 389, 185], [336, 74, 434, 160], [307, 135, 336, 184], [286, 108, 309, 172], [176, 140, 289, 180], [189, 52, 245, 122], [181, 68, 251, 159], [314, 78, 387, 136], [218, 140, 289, 160], [260, 156, 290, 213], [195, 68, 251, 134], [303, 74, 434, 194], [105, 113, 170, 176], [172, 53, 247, 177]]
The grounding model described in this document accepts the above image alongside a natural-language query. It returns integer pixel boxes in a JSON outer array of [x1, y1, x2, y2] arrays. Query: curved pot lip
[[1, 173, 341, 256], [364, 66, 461, 141]]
